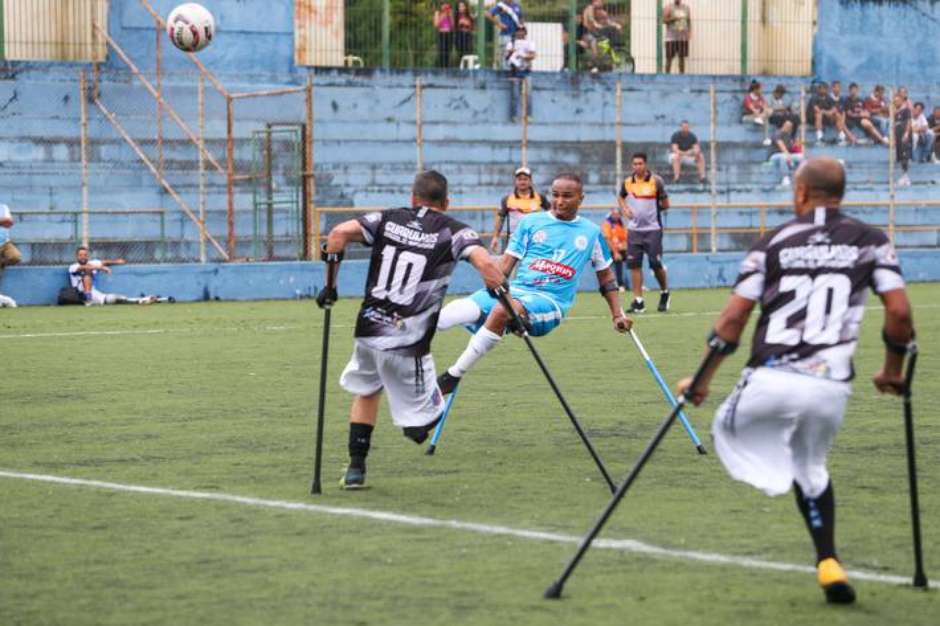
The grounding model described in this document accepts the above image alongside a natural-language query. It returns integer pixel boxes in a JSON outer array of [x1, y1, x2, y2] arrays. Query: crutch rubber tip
[[310, 481, 322, 495], [543, 582, 563, 599], [426, 445, 437, 456], [913, 573, 928, 588], [696, 444, 708, 455]]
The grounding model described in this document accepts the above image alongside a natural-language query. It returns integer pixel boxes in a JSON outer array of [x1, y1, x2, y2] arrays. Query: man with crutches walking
[[677, 156, 915, 604], [316, 171, 504, 490]]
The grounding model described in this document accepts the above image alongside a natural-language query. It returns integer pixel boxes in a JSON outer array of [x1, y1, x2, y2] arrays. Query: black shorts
[[626, 230, 664, 270], [665, 41, 689, 58]]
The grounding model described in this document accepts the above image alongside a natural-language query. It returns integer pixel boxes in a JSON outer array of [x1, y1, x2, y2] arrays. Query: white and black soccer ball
[[166, 3, 215, 53]]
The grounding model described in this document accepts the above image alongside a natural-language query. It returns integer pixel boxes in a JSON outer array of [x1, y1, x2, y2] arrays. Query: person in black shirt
[[893, 91, 913, 187], [320, 170, 504, 489], [678, 157, 913, 606], [669, 120, 706, 183], [842, 82, 888, 145], [808, 82, 847, 144]]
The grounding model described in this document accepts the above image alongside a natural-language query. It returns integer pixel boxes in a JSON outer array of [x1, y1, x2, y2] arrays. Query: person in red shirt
[[863, 85, 890, 137], [742, 80, 771, 126]]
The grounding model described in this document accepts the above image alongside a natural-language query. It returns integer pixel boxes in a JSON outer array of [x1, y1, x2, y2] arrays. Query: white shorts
[[85, 289, 111, 305], [668, 153, 697, 165], [339, 340, 444, 429], [712, 367, 850, 499]]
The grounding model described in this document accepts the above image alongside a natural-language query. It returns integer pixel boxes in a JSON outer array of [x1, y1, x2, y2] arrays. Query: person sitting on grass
[[66, 246, 166, 306]]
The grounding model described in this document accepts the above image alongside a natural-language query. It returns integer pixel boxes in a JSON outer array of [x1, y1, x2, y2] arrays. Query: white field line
[[0, 325, 353, 340], [0, 469, 928, 589]]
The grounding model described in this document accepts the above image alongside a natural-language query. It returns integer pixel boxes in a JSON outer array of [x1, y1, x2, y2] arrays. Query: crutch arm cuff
[[320, 242, 344, 264], [598, 279, 619, 296], [882, 328, 916, 355], [707, 330, 738, 355]]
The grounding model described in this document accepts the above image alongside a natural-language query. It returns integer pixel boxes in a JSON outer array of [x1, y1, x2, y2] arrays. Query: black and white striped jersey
[[354, 206, 483, 356], [734, 206, 905, 381]]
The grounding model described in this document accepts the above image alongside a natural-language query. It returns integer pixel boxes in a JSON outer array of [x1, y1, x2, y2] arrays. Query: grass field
[[1, 285, 938, 625]]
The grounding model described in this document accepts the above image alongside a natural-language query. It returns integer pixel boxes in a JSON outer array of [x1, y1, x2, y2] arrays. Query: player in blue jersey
[[436, 173, 632, 392]]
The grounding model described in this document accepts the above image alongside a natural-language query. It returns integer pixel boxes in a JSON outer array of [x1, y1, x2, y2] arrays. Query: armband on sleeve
[[882, 328, 916, 356], [320, 242, 344, 264], [598, 280, 618, 296], [707, 330, 738, 355]]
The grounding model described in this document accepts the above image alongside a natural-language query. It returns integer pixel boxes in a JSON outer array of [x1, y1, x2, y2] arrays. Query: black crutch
[[311, 247, 340, 495], [544, 337, 726, 599], [902, 341, 929, 588], [495, 288, 617, 493]]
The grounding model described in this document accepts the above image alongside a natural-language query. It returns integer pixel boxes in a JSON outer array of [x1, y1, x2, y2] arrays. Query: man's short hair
[[848, 82, 859, 89], [632, 152, 648, 162], [832, 80, 841, 86], [680, 119, 689, 125], [412, 170, 448, 206], [76, 246, 88, 254], [914, 101, 925, 110], [553, 172, 583, 189]]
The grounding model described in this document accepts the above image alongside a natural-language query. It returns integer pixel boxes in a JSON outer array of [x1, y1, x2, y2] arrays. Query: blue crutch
[[426, 384, 459, 456]]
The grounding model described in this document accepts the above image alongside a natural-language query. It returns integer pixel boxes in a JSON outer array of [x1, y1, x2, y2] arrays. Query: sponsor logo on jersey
[[384, 222, 440, 249], [574, 235, 588, 250], [532, 230, 548, 244], [529, 258, 575, 280], [807, 231, 832, 245], [779, 244, 859, 269]]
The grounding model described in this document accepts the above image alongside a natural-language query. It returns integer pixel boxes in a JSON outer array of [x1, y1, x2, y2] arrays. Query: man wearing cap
[[490, 167, 550, 253]]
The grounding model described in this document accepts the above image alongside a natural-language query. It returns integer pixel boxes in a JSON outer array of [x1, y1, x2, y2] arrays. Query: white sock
[[448, 327, 502, 378], [437, 298, 482, 330]]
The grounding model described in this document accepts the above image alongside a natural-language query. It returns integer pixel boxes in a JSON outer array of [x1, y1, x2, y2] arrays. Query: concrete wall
[[814, 0, 940, 84], [5, 249, 940, 306]]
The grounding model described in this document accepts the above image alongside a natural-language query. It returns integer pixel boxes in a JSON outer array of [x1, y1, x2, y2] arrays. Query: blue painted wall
[[5, 249, 940, 307], [814, 1, 940, 84]]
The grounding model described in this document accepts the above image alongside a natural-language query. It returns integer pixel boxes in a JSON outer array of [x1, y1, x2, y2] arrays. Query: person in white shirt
[[911, 102, 933, 163], [67, 246, 162, 306], [0, 203, 20, 307], [506, 25, 536, 122]]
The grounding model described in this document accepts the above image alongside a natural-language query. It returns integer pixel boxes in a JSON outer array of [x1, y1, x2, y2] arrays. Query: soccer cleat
[[628, 298, 645, 313], [437, 371, 460, 396], [340, 465, 366, 490], [657, 291, 671, 312], [817, 557, 856, 605]]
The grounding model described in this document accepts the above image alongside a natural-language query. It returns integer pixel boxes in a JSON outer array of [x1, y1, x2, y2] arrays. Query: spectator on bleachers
[[455, 2, 475, 63], [668, 120, 706, 184], [0, 203, 19, 308], [564, 13, 590, 70], [742, 80, 771, 126], [911, 102, 933, 163], [434, 3, 455, 69], [487, 1, 524, 69], [927, 105, 940, 163], [768, 126, 804, 187], [808, 82, 846, 145], [601, 207, 629, 292], [893, 90, 913, 187], [843, 82, 889, 146], [864, 85, 890, 136], [506, 25, 536, 121], [768, 84, 799, 132], [663, 0, 691, 74]]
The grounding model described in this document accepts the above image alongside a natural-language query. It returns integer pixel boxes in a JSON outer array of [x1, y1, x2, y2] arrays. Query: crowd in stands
[[742, 79, 940, 187]]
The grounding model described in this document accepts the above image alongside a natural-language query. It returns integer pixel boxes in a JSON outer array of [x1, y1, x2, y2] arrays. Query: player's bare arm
[[101, 258, 127, 267], [596, 266, 631, 333], [325, 218, 366, 255], [616, 193, 633, 220], [490, 212, 504, 252], [499, 252, 518, 277], [873, 288, 914, 395], [677, 294, 755, 405], [467, 246, 505, 291]]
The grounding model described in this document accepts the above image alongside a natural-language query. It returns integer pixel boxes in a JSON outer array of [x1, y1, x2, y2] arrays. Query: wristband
[[882, 328, 915, 356], [707, 330, 738, 355]]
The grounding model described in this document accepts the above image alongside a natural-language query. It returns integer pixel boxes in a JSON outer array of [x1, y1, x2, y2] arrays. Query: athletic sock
[[348, 422, 374, 470], [794, 480, 837, 562], [448, 327, 502, 378]]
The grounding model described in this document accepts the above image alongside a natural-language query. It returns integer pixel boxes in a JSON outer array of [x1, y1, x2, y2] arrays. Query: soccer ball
[[166, 3, 215, 53]]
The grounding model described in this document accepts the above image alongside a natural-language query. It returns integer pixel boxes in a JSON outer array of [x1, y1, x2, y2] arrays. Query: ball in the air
[[166, 3, 215, 53]]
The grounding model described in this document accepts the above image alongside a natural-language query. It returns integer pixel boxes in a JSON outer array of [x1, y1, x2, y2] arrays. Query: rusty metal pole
[[615, 81, 623, 185], [155, 16, 164, 180], [198, 74, 207, 263], [305, 75, 316, 261], [709, 84, 718, 253], [521, 79, 529, 168], [416, 77, 424, 173], [80, 69, 89, 248], [888, 90, 897, 244], [226, 95, 236, 259]]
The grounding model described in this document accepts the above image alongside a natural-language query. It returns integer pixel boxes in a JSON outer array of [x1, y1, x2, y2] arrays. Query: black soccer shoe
[[403, 415, 442, 445], [340, 465, 366, 490], [437, 371, 461, 396], [628, 298, 646, 313], [817, 558, 856, 605], [823, 582, 856, 605], [657, 291, 671, 312]]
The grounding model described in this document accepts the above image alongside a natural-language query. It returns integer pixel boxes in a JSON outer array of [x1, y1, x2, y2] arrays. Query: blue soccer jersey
[[505, 211, 612, 314]]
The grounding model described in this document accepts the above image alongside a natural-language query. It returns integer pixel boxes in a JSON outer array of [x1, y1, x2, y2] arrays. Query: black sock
[[348, 422, 374, 470], [794, 480, 837, 563]]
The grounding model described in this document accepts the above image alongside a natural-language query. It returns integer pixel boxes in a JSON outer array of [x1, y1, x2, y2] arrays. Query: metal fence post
[[799, 83, 807, 148], [615, 81, 623, 185], [80, 69, 89, 248], [476, 0, 486, 68], [382, 0, 391, 69], [521, 79, 528, 168], [888, 90, 896, 244], [740, 0, 749, 76], [198, 74, 207, 263], [709, 83, 718, 253], [226, 95, 236, 259], [155, 15, 164, 180], [304, 74, 316, 261], [416, 77, 424, 172], [656, 1, 663, 73], [568, 0, 578, 71]]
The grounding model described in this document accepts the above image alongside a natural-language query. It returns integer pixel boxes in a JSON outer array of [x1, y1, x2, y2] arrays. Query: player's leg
[[338, 342, 385, 489], [694, 146, 706, 181], [381, 351, 446, 445], [678, 43, 687, 74], [626, 233, 646, 312], [647, 230, 670, 312], [437, 293, 486, 331], [790, 380, 854, 603], [0, 293, 16, 308], [441, 296, 523, 391], [665, 42, 674, 73], [670, 153, 681, 182]]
